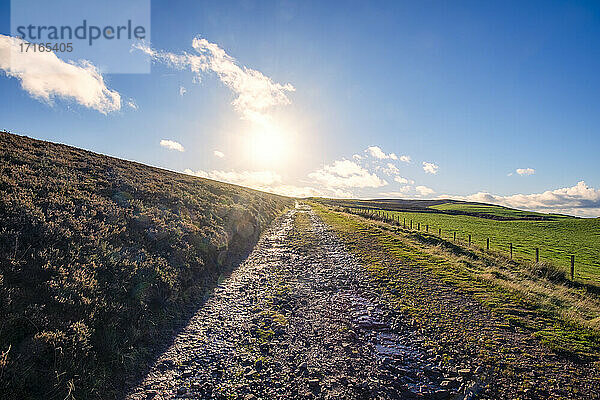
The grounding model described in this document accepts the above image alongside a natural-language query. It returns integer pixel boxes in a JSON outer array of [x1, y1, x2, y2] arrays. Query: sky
[[0, 0, 599, 216]]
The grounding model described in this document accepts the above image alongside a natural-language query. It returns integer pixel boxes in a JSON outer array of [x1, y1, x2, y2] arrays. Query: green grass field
[[364, 208, 600, 282], [429, 202, 568, 219]]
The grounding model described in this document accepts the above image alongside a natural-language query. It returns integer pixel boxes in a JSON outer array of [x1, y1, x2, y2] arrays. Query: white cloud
[[422, 161, 439, 174], [323, 160, 364, 177], [381, 163, 400, 176], [353, 154, 362, 160], [394, 176, 415, 184], [415, 185, 436, 196], [135, 37, 295, 124], [308, 159, 387, 189], [160, 139, 185, 152], [179, 86, 187, 96], [213, 150, 225, 158], [364, 146, 410, 163], [127, 99, 138, 110], [447, 181, 600, 217], [366, 146, 387, 159], [366, 146, 396, 160], [0, 35, 121, 114], [516, 168, 536, 176]]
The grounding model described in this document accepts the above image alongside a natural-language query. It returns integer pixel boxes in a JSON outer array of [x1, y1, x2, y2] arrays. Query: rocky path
[[127, 204, 471, 400]]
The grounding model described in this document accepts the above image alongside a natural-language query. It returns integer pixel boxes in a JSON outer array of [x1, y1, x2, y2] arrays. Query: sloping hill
[[0, 131, 292, 399], [314, 197, 566, 220]]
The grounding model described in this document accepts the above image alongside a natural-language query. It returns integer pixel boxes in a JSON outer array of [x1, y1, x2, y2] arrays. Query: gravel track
[[127, 205, 468, 400]]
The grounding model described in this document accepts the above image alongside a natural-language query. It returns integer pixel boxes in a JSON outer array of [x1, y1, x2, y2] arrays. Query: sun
[[246, 124, 290, 166]]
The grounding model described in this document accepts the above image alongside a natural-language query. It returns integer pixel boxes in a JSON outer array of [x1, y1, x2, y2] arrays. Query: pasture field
[[361, 208, 600, 282], [429, 202, 568, 219]]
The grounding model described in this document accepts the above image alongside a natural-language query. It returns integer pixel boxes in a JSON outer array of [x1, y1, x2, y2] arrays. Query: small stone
[[244, 395, 257, 400], [458, 368, 472, 376], [176, 386, 187, 395], [434, 389, 450, 399], [158, 360, 173, 371], [244, 369, 257, 378], [145, 390, 157, 400]]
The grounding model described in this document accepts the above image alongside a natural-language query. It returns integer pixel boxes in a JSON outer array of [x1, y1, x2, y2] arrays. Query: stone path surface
[[127, 204, 471, 400]]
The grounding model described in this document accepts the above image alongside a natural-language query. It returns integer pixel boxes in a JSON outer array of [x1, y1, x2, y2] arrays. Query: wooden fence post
[[535, 248, 539, 263], [571, 255, 575, 280], [509, 243, 513, 259], [486, 238, 490, 250], [468, 234, 471, 245], [439, 228, 442, 236], [453, 232, 456, 242], [410, 220, 413, 229], [418, 222, 420, 231], [426, 224, 429, 232], [403, 218, 406, 229]]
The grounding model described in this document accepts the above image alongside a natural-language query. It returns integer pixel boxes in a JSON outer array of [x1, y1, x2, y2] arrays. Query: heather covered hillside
[[0, 131, 292, 399]]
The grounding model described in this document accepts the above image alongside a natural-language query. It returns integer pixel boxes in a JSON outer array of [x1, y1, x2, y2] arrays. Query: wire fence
[[342, 207, 580, 281]]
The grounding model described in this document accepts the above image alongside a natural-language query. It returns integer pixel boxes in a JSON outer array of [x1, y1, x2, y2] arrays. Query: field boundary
[[340, 206, 598, 283]]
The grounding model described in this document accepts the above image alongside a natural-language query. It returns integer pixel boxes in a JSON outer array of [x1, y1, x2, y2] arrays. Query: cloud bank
[[0, 35, 121, 114], [184, 169, 332, 198], [308, 159, 387, 189], [449, 181, 600, 217]]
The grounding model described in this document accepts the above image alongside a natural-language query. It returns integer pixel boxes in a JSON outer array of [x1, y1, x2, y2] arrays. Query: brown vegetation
[[0, 131, 292, 399]]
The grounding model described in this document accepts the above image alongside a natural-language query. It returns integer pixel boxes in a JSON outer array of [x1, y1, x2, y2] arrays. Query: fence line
[[341, 206, 579, 281]]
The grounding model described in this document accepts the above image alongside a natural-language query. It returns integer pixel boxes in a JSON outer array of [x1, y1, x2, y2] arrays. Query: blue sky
[[1, 0, 599, 215]]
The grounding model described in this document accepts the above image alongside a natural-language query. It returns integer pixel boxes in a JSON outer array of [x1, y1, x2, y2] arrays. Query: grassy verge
[[311, 203, 600, 360], [343, 207, 600, 282]]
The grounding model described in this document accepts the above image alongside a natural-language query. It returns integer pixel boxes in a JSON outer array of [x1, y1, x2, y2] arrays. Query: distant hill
[[0, 131, 292, 399], [312, 197, 570, 221]]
